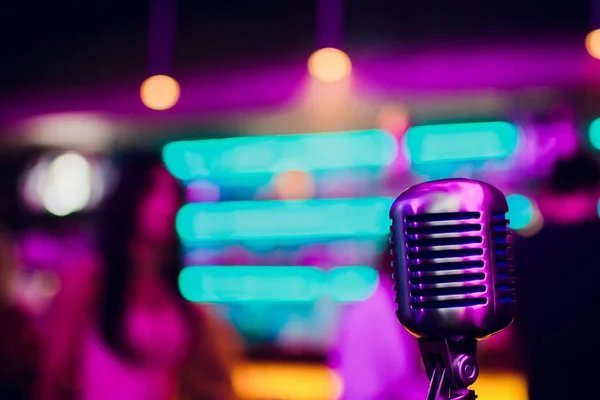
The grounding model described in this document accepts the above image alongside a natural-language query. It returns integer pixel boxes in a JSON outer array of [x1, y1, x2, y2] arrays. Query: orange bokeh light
[[586, 29, 600, 60], [308, 48, 352, 83], [140, 75, 180, 110], [272, 170, 316, 200]]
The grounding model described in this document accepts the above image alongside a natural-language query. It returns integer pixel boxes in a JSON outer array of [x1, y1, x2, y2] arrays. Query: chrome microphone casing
[[390, 178, 516, 340]]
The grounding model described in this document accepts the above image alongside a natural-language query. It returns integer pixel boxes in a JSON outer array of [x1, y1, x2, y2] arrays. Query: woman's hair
[[97, 150, 194, 360]]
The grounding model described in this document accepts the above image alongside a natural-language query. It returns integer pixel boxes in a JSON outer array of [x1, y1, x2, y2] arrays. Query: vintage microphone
[[389, 178, 516, 400]]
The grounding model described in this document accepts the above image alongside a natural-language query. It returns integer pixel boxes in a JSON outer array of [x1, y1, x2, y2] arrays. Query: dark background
[[0, 0, 591, 97]]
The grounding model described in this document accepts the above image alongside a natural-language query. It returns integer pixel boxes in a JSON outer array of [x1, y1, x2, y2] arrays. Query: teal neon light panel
[[176, 197, 393, 243], [404, 122, 519, 164], [179, 266, 379, 303], [163, 129, 397, 181]]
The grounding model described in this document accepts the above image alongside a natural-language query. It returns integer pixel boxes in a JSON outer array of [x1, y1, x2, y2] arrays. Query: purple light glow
[[1, 39, 596, 128], [329, 278, 427, 400], [352, 40, 595, 94], [0, 65, 308, 127]]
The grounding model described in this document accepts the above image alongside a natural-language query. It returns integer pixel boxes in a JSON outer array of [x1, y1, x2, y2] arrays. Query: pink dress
[[80, 305, 190, 400]]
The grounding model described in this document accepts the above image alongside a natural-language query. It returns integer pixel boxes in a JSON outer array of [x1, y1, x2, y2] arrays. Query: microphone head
[[390, 178, 516, 340]]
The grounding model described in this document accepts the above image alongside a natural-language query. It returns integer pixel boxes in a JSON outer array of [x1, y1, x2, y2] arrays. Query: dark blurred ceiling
[[0, 0, 592, 100]]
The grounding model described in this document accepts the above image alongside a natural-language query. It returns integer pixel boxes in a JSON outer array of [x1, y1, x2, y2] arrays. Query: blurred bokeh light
[[41, 152, 92, 216], [589, 117, 600, 150], [22, 153, 92, 216], [586, 29, 600, 59], [307, 48, 352, 83], [506, 194, 535, 230], [272, 170, 316, 200], [21, 152, 109, 216], [140, 74, 180, 110]]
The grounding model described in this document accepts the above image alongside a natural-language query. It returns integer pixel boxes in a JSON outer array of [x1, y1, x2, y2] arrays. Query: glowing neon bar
[[589, 118, 600, 150], [176, 197, 393, 243], [163, 129, 398, 181], [179, 266, 379, 303], [403, 122, 519, 164]]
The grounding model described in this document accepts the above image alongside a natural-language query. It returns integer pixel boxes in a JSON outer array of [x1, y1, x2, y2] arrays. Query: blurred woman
[[38, 152, 240, 400], [328, 246, 427, 400]]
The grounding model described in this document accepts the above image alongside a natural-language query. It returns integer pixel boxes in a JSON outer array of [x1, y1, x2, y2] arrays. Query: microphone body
[[389, 178, 516, 400]]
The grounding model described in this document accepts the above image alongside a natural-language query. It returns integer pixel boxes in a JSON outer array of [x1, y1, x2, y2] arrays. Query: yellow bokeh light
[[586, 29, 600, 59], [230, 363, 525, 400], [308, 47, 352, 83], [233, 363, 343, 400], [140, 75, 180, 110]]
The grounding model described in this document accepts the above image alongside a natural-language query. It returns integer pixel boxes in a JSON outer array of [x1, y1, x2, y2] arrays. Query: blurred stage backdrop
[[4, 1, 600, 398]]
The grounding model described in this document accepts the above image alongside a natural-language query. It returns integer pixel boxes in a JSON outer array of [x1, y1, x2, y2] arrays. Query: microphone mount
[[419, 337, 479, 400]]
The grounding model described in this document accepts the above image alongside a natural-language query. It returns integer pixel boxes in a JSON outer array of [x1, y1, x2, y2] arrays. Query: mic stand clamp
[[418, 337, 479, 400]]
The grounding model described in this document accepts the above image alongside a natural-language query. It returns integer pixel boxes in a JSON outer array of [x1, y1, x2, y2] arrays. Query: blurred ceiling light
[[140, 74, 180, 110], [21, 113, 114, 151], [308, 47, 352, 83], [586, 29, 600, 59]]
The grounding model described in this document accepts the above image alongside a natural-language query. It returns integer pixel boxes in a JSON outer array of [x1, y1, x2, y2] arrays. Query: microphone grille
[[391, 211, 488, 310], [389, 178, 517, 339], [491, 211, 516, 303]]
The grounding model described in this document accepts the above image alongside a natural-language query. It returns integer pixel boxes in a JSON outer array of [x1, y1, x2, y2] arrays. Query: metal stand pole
[[419, 338, 479, 400]]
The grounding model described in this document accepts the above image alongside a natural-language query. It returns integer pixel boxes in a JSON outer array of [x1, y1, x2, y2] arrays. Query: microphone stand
[[418, 337, 479, 400]]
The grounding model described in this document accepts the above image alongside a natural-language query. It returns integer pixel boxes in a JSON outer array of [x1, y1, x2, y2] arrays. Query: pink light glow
[[1, 39, 597, 129], [329, 277, 428, 400]]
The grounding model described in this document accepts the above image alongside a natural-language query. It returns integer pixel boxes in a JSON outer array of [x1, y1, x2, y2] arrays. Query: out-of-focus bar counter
[[232, 363, 527, 400]]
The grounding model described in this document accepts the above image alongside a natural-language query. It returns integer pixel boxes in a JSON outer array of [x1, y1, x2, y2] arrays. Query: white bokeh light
[[41, 153, 92, 216]]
